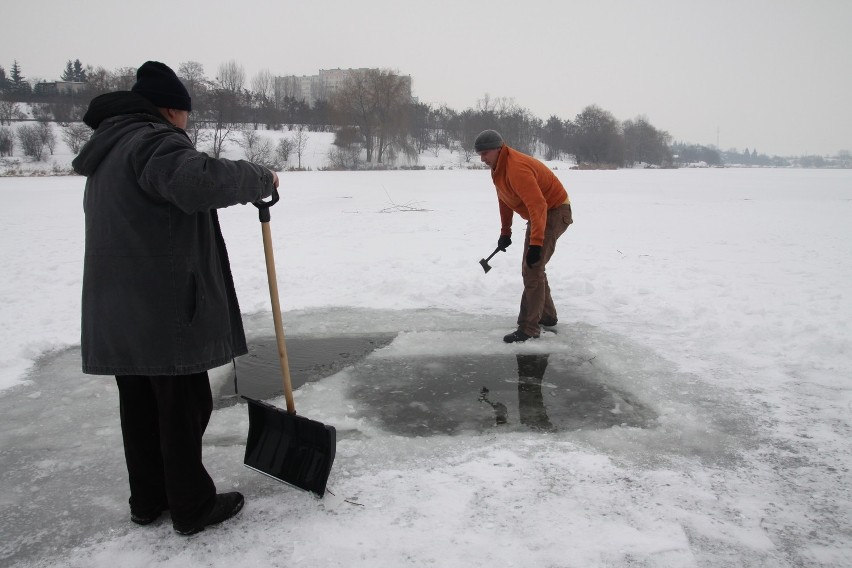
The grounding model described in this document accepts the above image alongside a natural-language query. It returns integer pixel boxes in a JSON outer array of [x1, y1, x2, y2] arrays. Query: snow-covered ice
[[1, 165, 851, 567]]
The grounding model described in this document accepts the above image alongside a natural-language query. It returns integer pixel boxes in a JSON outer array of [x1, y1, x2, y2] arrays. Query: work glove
[[526, 245, 542, 267], [497, 235, 512, 251]]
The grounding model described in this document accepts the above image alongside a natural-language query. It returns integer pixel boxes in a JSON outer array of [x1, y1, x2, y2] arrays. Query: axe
[[479, 246, 504, 273]]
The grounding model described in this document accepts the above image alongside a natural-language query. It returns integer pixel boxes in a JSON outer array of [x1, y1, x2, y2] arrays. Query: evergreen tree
[[61, 59, 87, 82], [0, 65, 7, 92], [61, 61, 75, 81], [73, 59, 87, 82], [9, 60, 31, 94], [10, 61, 25, 86]]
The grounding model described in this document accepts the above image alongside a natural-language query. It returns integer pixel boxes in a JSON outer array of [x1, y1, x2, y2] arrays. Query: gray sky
[[4, 0, 850, 156]]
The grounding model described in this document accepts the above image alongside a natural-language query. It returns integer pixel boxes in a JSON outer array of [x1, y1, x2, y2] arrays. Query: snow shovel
[[243, 186, 336, 497]]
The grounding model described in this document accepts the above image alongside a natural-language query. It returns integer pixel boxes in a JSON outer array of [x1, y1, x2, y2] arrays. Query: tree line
[[6, 58, 840, 170]]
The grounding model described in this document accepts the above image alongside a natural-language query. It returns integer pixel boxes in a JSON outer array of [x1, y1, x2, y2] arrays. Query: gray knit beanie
[[474, 130, 504, 152]]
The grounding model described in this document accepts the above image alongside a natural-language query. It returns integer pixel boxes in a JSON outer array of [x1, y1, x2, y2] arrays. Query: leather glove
[[497, 235, 512, 251], [525, 245, 542, 267]]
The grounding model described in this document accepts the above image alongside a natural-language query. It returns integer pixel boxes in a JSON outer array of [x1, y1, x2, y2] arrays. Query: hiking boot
[[503, 329, 533, 343], [539, 317, 558, 327], [173, 492, 244, 536]]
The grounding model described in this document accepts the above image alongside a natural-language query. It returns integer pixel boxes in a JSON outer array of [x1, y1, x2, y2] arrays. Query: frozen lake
[[1, 168, 850, 567]]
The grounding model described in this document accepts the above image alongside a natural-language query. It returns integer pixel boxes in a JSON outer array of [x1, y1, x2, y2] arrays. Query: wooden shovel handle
[[261, 221, 296, 414]]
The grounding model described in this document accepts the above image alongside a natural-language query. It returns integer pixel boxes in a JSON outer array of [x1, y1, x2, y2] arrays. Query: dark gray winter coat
[[72, 92, 274, 375]]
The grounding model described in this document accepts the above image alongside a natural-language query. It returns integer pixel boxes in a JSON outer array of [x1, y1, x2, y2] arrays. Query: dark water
[[347, 353, 658, 436], [227, 337, 658, 435], [218, 335, 395, 405]]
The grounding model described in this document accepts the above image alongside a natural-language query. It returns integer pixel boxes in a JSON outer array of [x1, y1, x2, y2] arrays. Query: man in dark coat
[[72, 61, 279, 535]]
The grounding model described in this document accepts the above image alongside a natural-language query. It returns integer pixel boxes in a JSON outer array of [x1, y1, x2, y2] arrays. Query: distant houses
[[33, 81, 88, 97], [275, 68, 412, 106]]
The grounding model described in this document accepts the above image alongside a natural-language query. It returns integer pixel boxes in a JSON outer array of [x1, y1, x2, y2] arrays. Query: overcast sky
[[4, 0, 850, 156]]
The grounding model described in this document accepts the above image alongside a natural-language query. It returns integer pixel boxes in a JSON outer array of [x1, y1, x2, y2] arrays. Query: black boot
[[503, 329, 532, 343], [173, 492, 245, 536]]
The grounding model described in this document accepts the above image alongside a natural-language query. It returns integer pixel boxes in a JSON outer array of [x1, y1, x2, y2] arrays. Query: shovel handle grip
[[253, 185, 280, 223]]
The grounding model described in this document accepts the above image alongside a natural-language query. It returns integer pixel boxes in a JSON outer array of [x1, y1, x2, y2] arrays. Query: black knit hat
[[131, 61, 191, 111], [474, 130, 504, 152]]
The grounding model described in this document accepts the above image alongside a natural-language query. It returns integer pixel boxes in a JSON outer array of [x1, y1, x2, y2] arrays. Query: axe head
[[479, 258, 492, 273]]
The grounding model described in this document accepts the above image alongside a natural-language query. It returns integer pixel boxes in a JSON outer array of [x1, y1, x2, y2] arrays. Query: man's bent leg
[[518, 255, 548, 337], [517, 205, 571, 336]]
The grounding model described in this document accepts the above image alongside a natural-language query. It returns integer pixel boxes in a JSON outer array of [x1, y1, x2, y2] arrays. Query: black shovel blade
[[479, 259, 492, 273], [243, 397, 336, 497]]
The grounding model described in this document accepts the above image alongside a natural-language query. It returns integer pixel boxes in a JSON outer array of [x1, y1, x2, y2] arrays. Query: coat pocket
[[561, 204, 573, 226], [184, 271, 198, 325]]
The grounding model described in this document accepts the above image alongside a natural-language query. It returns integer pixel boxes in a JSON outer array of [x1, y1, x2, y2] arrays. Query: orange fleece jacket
[[491, 145, 569, 246]]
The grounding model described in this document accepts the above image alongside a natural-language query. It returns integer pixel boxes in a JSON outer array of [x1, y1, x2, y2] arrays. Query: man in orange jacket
[[475, 130, 573, 343]]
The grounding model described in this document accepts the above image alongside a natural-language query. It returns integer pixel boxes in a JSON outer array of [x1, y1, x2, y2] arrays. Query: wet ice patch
[[347, 353, 657, 436], [287, 320, 757, 468]]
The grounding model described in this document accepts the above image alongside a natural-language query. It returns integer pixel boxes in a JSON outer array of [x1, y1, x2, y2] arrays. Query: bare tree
[[331, 70, 377, 161], [326, 145, 363, 170], [573, 105, 623, 166], [184, 117, 210, 149], [251, 69, 273, 102], [622, 116, 672, 167], [250, 69, 275, 129], [0, 127, 14, 157], [37, 122, 57, 155], [237, 129, 278, 169], [476, 93, 496, 113], [495, 103, 539, 155], [276, 138, 294, 166], [77, 65, 134, 95], [330, 68, 411, 164], [292, 127, 309, 169], [210, 121, 237, 159], [112, 67, 137, 91], [61, 123, 92, 153], [206, 77, 242, 158], [275, 76, 298, 101], [272, 76, 290, 113], [17, 124, 46, 161], [178, 61, 206, 97], [0, 100, 24, 125], [177, 61, 207, 116], [217, 60, 245, 95], [541, 115, 568, 161], [84, 66, 111, 95], [453, 140, 475, 164], [370, 70, 410, 163]]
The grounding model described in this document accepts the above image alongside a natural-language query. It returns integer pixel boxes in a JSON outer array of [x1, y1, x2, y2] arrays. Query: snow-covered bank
[[1, 168, 851, 567]]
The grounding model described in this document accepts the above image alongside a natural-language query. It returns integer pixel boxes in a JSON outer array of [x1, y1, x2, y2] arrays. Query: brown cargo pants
[[517, 203, 573, 337]]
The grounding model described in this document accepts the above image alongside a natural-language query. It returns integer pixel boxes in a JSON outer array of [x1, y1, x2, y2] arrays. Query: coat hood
[[82, 91, 163, 129], [72, 91, 170, 177]]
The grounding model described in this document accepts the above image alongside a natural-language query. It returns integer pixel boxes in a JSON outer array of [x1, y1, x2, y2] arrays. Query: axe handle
[[485, 246, 502, 262]]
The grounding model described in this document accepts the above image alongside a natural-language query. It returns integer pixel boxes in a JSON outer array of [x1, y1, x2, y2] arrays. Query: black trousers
[[115, 373, 216, 525]]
